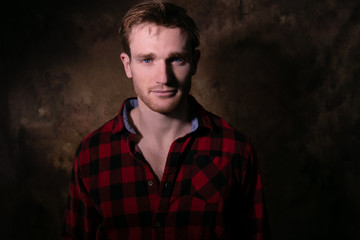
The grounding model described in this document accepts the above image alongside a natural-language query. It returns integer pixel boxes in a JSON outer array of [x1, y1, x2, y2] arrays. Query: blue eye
[[172, 58, 183, 63], [143, 59, 152, 63]]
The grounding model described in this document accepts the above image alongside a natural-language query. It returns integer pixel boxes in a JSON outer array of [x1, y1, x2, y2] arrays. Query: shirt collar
[[112, 96, 212, 134], [122, 98, 138, 134]]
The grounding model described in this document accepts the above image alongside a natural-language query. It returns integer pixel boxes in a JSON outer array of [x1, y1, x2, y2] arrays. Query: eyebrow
[[168, 52, 190, 60], [133, 53, 155, 60], [133, 51, 190, 60]]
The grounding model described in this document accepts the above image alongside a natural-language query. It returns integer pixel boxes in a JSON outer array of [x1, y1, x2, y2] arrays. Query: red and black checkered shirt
[[63, 96, 268, 240]]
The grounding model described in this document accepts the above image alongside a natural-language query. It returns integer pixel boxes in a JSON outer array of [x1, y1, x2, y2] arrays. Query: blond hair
[[119, 0, 200, 55]]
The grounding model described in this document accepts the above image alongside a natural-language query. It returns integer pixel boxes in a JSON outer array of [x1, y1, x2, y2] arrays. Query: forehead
[[128, 23, 189, 53]]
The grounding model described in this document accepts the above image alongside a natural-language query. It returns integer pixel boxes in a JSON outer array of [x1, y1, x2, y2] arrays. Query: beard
[[134, 79, 191, 114], [139, 92, 185, 114]]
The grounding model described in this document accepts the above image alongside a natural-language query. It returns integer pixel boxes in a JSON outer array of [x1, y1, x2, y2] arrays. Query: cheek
[[132, 79, 144, 97], [173, 65, 191, 80], [131, 71, 151, 93], [130, 67, 145, 83], [131, 65, 154, 79]]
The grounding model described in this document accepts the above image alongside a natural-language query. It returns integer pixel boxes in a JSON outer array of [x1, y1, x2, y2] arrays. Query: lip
[[151, 89, 177, 97]]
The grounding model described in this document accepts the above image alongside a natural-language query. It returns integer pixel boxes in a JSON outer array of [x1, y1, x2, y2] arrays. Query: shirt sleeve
[[242, 142, 270, 240], [226, 141, 270, 240], [62, 144, 103, 240]]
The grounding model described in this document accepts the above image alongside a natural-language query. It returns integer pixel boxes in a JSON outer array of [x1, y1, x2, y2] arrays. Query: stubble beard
[[136, 89, 188, 114], [135, 81, 191, 115]]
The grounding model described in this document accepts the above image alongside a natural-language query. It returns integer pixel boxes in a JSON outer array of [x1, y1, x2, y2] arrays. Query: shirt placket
[[129, 134, 191, 240], [154, 136, 190, 240], [127, 136, 161, 239], [132, 151, 170, 240], [132, 149, 162, 235]]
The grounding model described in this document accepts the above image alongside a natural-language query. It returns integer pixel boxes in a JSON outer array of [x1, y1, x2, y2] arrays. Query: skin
[[121, 23, 199, 114], [120, 23, 200, 180]]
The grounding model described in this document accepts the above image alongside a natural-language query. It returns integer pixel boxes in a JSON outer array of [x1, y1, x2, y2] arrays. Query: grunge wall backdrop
[[1, 0, 360, 239]]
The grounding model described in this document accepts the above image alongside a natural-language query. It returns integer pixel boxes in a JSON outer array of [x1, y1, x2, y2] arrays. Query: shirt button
[[148, 180, 154, 187], [155, 221, 161, 228]]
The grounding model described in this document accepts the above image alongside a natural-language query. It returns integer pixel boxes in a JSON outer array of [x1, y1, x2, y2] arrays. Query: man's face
[[121, 23, 199, 114]]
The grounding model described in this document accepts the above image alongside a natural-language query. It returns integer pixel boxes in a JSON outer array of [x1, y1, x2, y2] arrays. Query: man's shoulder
[[202, 109, 250, 144], [191, 96, 250, 144], [76, 98, 134, 154], [76, 114, 122, 154]]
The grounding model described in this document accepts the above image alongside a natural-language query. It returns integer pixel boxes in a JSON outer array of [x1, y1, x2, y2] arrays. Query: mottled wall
[[1, 0, 360, 239]]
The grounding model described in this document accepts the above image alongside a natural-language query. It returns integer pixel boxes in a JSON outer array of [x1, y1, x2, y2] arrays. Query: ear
[[120, 53, 133, 78], [191, 49, 201, 76]]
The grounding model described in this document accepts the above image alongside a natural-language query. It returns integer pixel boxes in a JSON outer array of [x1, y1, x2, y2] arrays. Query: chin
[[150, 98, 182, 114], [141, 93, 188, 114]]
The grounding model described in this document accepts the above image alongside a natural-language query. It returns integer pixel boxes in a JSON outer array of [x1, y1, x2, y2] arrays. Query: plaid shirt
[[63, 96, 268, 240]]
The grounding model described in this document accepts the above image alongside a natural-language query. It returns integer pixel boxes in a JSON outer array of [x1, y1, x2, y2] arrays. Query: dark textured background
[[1, 0, 360, 239]]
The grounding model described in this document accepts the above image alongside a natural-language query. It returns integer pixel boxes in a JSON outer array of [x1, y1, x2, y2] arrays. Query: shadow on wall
[[1, 0, 360, 239], [0, 127, 69, 239], [199, 15, 360, 238]]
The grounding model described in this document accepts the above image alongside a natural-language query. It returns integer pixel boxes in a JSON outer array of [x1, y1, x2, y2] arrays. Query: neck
[[130, 96, 192, 144]]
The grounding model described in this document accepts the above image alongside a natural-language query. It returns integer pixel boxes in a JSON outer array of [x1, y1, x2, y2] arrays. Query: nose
[[156, 60, 170, 85]]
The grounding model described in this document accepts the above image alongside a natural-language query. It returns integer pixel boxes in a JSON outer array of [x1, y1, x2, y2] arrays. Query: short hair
[[119, 0, 200, 55]]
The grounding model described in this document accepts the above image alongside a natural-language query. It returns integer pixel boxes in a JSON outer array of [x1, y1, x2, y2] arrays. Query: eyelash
[[142, 59, 152, 63], [171, 58, 183, 63], [139, 57, 186, 64]]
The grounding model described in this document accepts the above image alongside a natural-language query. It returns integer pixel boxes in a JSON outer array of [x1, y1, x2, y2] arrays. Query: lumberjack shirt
[[63, 96, 267, 240]]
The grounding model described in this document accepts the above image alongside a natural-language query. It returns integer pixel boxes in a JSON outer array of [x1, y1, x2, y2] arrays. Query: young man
[[63, 1, 269, 239]]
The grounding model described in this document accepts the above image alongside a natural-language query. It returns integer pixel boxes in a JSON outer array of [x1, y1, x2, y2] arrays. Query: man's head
[[119, 1, 200, 114], [119, 0, 200, 56]]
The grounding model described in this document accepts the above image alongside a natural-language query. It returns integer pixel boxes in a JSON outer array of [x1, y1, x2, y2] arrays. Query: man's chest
[[80, 134, 246, 239], [87, 148, 234, 208], [136, 141, 170, 181]]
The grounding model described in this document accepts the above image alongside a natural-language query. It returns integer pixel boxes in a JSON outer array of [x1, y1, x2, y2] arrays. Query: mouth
[[150, 89, 177, 97]]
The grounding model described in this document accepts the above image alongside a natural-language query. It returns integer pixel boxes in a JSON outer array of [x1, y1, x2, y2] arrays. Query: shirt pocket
[[167, 196, 225, 239], [191, 155, 231, 204]]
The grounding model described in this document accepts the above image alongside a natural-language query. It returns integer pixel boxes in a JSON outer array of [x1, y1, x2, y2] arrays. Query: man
[[63, 1, 269, 239]]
